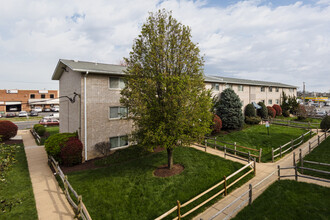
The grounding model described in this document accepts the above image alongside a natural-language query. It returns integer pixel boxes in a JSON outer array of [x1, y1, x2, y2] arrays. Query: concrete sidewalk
[[193, 131, 329, 220], [19, 130, 75, 220]]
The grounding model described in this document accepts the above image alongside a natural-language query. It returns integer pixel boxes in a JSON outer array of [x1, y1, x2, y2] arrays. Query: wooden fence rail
[[30, 129, 41, 145], [271, 130, 312, 162], [269, 118, 320, 130], [155, 160, 256, 220], [204, 137, 262, 163], [49, 156, 92, 220]]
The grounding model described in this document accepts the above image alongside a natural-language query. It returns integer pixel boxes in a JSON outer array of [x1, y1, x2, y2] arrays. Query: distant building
[[0, 89, 59, 113], [52, 59, 297, 161]]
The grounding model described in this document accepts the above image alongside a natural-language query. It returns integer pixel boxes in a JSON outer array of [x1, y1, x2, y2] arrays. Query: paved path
[[19, 130, 75, 220], [193, 131, 329, 220]]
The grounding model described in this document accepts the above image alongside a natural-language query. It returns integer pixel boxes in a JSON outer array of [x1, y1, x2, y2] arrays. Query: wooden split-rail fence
[[49, 156, 92, 220], [155, 160, 256, 220], [203, 137, 262, 163], [269, 118, 320, 130], [271, 130, 312, 162], [30, 129, 41, 145]]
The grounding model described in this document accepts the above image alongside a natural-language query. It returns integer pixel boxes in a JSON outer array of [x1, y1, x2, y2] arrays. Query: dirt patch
[[60, 158, 102, 174], [154, 164, 184, 177], [1, 140, 23, 145]]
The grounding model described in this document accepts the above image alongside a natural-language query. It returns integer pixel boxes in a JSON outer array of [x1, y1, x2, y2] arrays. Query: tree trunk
[[167, 148, 173, 169]]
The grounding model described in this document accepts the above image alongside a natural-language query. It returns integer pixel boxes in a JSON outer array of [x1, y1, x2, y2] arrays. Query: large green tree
[[215, 88, 244, 130], [120, 10, 213, 169]]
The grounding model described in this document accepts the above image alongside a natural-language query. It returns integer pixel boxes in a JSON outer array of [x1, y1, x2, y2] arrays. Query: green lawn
[[233, 180, 330, 220], [276, 115, 322, 124], [67, 146, 253, 220], [0, 143, 37, 219], [39, 126, 59, 145], [210, 124, 311, 162], [0, 116, 43, 122], [300, 136, 330, 180]]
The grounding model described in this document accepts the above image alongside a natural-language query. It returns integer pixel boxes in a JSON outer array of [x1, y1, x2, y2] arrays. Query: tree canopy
[[120, 10, 213, 169]]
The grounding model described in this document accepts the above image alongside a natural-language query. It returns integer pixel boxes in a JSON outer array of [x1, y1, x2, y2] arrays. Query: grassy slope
[[300, 136, 330, 180], [276, 116, 322, 124], [67, 147, 253, 220], [212, 124, 309, 162], [39, 126, 59, 145], [233, 180, 330, 220], [0, 144, 38, 219]]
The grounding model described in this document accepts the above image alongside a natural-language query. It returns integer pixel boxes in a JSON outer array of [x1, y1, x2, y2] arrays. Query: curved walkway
[[193, 130, 329, 220], [19, 130, 75, 220]]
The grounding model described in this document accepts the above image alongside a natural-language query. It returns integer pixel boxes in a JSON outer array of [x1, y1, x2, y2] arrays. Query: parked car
[[9, 107, 18, 111], [18, 111, 28, 117], [44, 113, 59, 120], [39, 118, 59, 126], [29, 111, 39, 116], [43, 107, 51, 112], [32, 107, 42, 112], [316, 111, 326, 117], [51, 106, 59, 112], [6, 112, 16, 117]]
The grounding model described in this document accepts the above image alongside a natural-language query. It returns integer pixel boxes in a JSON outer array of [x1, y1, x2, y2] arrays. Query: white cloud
[[0, 0, 329, 92]]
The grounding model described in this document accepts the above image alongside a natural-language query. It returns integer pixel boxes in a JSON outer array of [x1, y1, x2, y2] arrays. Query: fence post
[[293, 152, 298, 181], [77, 195, 82, 218], [308, 122, 311, 130], [205, 138, 208, 148], [214, 137, 216, 149], [309, 142, 311, 153], [318, 135, 320, 146], [224, 145, 226, 159], [224, 176, 227, 196], [234, 142, 237, 156], [299, 149, 303, 174], [249, 184, 252, 205], [258, 148, 262, 163], [177, 200, 181, 220], [272, 148, 274, 163], [253, 158, 256, 176], [290, 139, 293, 151], [248, 151, 251, 163], [278, 165, 280, 180]]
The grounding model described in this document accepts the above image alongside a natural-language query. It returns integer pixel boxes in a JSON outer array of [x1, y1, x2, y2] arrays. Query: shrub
[[95, 141, 111, 156], [60, 137, 83, 166], [244, 104, 256, 117], [272, 104, 282, 116], [257, 102, 268, 119], [215, 88, 244, 130], [296, 105, 307, 120], [320, 115, 330, 131], [44, 133, 76, 161], [212, 114, 222, 134], [34, 124, 46, 136], [282, 110, 290, 117], [0, 121, 18, 141], [267, 106, 276, 118], [245, 116, 261, 125]]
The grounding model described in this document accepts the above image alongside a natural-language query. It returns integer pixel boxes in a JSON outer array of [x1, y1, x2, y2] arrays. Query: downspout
[[84, 71, 89, 161]]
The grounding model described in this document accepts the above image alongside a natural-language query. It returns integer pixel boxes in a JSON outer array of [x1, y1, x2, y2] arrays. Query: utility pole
[[303, 82, 306, 105]]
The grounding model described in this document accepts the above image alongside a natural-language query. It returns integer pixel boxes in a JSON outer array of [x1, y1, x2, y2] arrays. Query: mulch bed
[[153, 164, 185, 177], [1, 140, 23, 145]]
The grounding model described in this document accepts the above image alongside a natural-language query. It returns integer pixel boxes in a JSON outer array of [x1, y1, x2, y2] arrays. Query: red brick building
[[0, 89, 58, 113]]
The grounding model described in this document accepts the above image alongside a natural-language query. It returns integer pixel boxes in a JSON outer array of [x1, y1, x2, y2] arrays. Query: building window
[[269, 87, 272, 92], [110, 107, 128, 119], [110, 135, 128, 149], [41, 94, 45, 99], [261, 87, 265, 92], [238, 85, 244, 91], [275, 87, 279, 92], [50, 94, 54, 98], [225, 84, 232, 89], [109, 77, 125, 89], [276, 99, 279, 104], [268, 99, 273, 105], [212, 83, 219, 91], [261, 100, 265, 103], [30, 94, 35, 99]]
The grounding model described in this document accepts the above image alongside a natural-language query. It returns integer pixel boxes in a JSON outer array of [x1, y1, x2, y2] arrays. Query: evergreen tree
[[121, 10, 213, 169], [216, 88, 243, 130], [257, 101, 268, 119], [244, 103, 256, 117]]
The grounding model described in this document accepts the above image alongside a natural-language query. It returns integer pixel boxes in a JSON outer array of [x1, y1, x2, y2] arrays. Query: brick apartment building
[[0, 89, 59, 113]]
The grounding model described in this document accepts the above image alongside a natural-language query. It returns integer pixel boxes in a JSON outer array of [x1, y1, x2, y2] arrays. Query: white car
[[33, 107, 42, 112], [44, 113, 59, 120], [51, 106, 59, 112], [18, 111, 28, 117]]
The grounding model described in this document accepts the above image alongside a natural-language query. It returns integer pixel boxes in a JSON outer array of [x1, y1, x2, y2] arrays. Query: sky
[[0, 0, 329, 92]]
